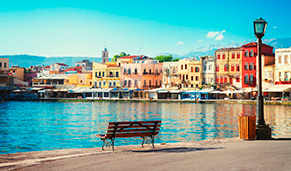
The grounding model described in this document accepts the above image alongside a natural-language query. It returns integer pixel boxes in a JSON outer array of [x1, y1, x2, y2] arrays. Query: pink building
[[120, 59, 163, 89]]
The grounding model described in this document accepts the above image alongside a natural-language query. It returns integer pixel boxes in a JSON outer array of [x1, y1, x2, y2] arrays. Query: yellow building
[[92, 62, 120, 88], [65, 73, 92, 87], [178, 58, 202, 89]]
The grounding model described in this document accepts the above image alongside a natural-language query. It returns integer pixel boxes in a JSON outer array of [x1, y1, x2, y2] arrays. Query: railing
[[143, 85, 160, 88]]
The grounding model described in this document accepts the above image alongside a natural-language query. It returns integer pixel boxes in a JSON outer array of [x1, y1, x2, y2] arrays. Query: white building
[[275, 48, 291, 82], [162, 61, 179, 88], [201, 56, 215, 85]]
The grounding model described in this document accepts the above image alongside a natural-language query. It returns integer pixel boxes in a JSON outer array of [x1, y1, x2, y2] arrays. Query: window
[[285, 72, 288, 81], [124, 80, 127, 87], [186, 75, 188, 80], [99, 72, 101, 76], [250, 74, 253, 84], [103, 81, 106, 85], [4, 63, 6, 68], [224, 65, 227, 71], [124, 68, 127, 74], [155, 80, 158, 86], [191, 76, 193, 81], [185, 64, 187, 69], [279, 72, 282, 80], [284, 55, 288, 64], [222, 53, 225, 59], [181, 65, 183, 70], [102, 72, 105, 77], [224, 76, 227, 83], [135, 80, 137, 87], [144, 80, 146, 86], [95, 72, 98, 77], [236, 65, 240, 71], [0, 62, 2, 67], [220, 76, 223, 83], [94, 81, 97, 87], [232, 53, 235, 59], [191, 67, 194, 72], [196, 76, 199, 81], [231, 65, 234, 71], [217, 53, 221, 60], [245, 63, 249, 70], [99, 82, 101, 87], [109, 82, 112, 87], [250, 63, 253, 70], [209, 65, 212, 71], [128, 68, 131, 75], [216, 76, 219, 83], [237, 52, 240, 59], [278, 56, 282, 64], [113, 82, 116, 87], [245, 74, 248, 83], [128, 80, 131, 87], [236, 76, 240, 82], [160, 80, 162, 86], [155, 69, 158, 75], [216, 65, 219, 72], [144, 69, 146, 74], [149, 80, 151, 87], [245, 50, 249, 57], [134, 68, 137, 74], [195, 67, 199, 72], [116, 72, 119, 77], [250, 50, 254, 57]]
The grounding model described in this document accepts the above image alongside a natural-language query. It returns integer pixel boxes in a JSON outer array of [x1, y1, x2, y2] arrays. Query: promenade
[[1, 136, 290, 171]]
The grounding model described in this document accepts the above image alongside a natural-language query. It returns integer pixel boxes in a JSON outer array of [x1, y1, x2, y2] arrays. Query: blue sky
[[0, 0, 290, 57]]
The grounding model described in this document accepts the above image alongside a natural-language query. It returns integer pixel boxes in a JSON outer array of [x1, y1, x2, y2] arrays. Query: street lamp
[[253, 18, 271, 139]]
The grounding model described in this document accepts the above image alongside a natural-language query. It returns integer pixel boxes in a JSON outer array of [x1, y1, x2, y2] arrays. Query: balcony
[[143, 85, 160, 89]]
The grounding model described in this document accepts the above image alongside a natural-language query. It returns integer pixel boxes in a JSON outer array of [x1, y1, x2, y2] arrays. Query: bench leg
[[151, 135, 155, 148], [142, 137, 145, 147], [111, 138, 115, 151], [101, 139, 106, 150]]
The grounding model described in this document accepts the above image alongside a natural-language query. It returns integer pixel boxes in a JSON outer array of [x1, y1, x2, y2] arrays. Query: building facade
[[162, 61, 179, 88], [178, 58, 202, 89], [241, 42, 273, 88], [201, 56, 215, 85], [120, 59, 163, 89], [215, 47, 242, 88], [92, 62, 120, 88], [275, 47, 291, 84]]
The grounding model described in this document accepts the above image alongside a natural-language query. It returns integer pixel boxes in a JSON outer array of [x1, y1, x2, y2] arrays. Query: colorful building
[[0, 58, 10, 88], [92, 62, 120, 88], [178, 58, 202, 89], [162, 61, 179, 88], [116, 55, 150, 67], [215, 47, 242, 88], [65, 73, 92, 87], [120, 59, 163, 89], [241, 42, 273, 88]]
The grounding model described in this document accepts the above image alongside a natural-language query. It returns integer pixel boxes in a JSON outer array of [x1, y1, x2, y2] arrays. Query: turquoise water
[[0, 101, 290, 154]]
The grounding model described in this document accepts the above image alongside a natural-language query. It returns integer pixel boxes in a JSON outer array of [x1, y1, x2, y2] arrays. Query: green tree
[[172, 58, 179, 61], [155, 54, 173, 63]]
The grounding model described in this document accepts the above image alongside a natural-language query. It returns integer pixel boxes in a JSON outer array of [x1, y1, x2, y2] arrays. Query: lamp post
[[253, 18, 271, 139]]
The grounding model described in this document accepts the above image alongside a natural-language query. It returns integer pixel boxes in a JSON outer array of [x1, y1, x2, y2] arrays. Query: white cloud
[[215, 35, 224, 41], [177, 41, 184, 45], [197, 39, 203, 43], [273, 26, 277, 29], [206, 30, 226, 41]]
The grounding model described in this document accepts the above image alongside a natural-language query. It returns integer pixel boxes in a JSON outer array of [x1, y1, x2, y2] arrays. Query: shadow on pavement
[[272, 138, 291, 141], [131, 147, 224, 153]]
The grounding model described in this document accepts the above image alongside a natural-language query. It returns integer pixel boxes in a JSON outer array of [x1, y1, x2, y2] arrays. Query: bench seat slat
[[107, 128, 160, 133], [105, 132, 159, 138], [108, 124, 161, 129], [108, 121, 161, 125]]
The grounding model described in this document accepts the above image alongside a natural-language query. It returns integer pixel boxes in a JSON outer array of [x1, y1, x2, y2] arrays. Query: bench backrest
[[105, 121, 162, 138]]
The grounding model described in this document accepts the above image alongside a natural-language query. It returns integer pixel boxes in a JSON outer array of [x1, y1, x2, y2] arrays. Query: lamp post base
[[256, 125, 272, 140]]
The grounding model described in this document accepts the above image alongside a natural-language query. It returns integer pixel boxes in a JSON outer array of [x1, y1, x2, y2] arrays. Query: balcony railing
[[143, 85, 160, 88]]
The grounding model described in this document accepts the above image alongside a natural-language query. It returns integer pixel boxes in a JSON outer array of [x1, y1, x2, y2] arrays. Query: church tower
[[102, 47, 109, 64]]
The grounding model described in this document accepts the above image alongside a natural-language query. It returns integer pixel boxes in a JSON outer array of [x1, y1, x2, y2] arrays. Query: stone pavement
[[1, 136, 290, 171]]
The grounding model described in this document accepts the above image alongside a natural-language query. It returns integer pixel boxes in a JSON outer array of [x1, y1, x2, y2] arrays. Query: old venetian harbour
[[0, 101, 291, 154]]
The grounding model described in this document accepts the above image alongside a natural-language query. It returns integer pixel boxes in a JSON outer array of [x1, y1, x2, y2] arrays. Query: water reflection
[[0, 101, 290, 154]]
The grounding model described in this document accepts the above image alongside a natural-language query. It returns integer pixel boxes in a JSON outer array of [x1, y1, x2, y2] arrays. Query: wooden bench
[[97, 120, 162, 151]]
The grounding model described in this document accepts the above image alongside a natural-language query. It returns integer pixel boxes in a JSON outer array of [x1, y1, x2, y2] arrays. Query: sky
[[0, 0, 290, 57]]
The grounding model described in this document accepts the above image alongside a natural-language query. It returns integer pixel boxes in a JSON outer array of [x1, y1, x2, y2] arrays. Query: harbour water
[[0, 101, 290, 154]]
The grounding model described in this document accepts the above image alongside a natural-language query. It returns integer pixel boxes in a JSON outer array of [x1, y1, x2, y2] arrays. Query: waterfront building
[[178, 58, 202, 89], [120, 59, 163, 89], [200, 56, 215, 85], [274, 47, 291, 84], [50, 63, 69, 72], [0, 58, 10, 89], [24, 69, 38, 87], [241, 42, 273, 88], [92, 62, 120, 88], [65, 73, 93, 87], [215, 47, 242, 88], [32, 74, 68, 89], [9, 66, 28, 87], [162, 61, 179, 88]]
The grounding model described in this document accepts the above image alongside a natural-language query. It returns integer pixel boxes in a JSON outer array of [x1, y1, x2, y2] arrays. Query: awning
[[169, 90, 181, 93], [29, 87, 43, 91], [263, 85, 291, 92], [198, 88, 214, 93]]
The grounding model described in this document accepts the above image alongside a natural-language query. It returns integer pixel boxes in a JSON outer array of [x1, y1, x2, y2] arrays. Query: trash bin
[[238, 115, 256, 140]]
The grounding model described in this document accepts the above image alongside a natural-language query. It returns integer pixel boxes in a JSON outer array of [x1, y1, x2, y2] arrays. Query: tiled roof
[[44, 66, 50, 69], [55, 63, 69, 66], [242, 42, 273, 48], [118, 55, 140, 59]]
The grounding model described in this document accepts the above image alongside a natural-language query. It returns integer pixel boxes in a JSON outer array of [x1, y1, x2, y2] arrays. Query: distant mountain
[[0, 55, 103, 68], [263, 37, 291, 49]]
